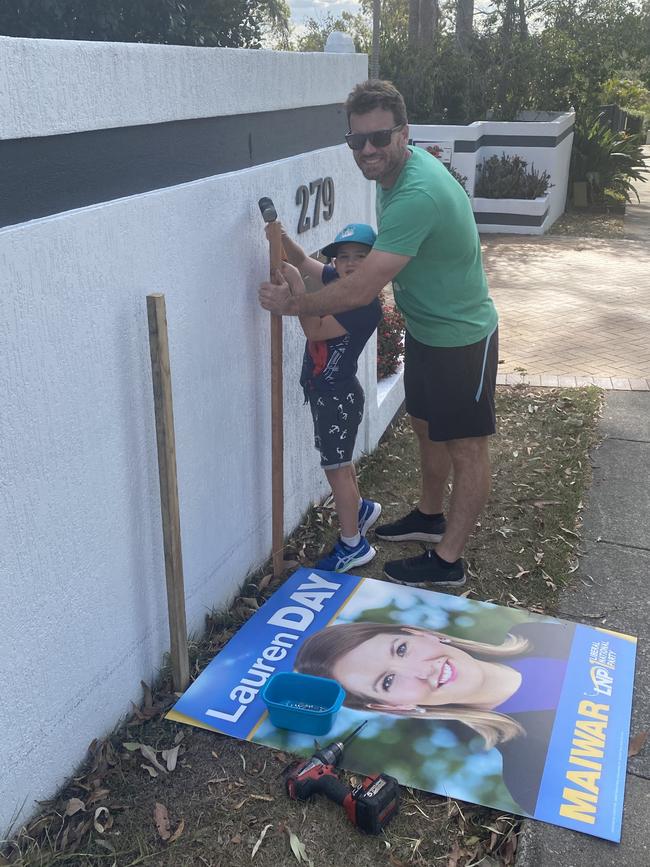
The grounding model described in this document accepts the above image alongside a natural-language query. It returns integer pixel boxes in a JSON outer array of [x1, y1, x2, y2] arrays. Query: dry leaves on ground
[[628, 731, 648, 757], [286, 828, 314, 866]]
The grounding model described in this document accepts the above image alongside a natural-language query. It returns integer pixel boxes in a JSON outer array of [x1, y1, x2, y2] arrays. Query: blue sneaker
[[315, 536, 376, 573], [358, 499, 382, 536]]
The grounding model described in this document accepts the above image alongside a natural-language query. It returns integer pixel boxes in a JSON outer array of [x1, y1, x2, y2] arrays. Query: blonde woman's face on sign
[[331, 628, 488, 711]]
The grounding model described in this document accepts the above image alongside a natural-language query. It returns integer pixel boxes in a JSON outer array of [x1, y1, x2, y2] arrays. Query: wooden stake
[[266, 221, 285, 577], [146, 293, 190, 692]]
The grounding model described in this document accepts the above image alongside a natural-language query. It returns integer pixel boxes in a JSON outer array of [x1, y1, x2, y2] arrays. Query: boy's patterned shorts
[[307, 379, 364, 469]]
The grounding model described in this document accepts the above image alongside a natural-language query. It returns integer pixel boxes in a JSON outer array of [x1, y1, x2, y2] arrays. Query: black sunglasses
[[345, 124, 404, 151]]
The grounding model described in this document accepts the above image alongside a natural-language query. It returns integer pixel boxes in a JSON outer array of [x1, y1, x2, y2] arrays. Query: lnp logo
[[590, 665, 613, 696]]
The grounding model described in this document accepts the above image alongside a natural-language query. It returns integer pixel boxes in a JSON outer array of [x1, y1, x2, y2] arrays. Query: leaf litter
[[287, 828, 313, 866]]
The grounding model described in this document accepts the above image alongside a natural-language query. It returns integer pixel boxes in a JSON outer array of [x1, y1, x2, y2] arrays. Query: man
[[259, 80, 498, 588]]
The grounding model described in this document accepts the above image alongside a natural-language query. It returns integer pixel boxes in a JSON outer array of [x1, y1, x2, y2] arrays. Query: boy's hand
[[259, 262, 304, 315], [264, 220, 286, 242], [280, 262, 306, 295], [265, 222, 308, 269]]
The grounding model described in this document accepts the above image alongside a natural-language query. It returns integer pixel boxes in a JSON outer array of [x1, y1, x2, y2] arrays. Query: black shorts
[[404, 327, 498, 442], [308, 379, 364, 469]]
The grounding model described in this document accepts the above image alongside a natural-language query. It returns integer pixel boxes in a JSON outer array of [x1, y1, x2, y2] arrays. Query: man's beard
[[356, 148, 404, 184], [357, 154, 388, 181]]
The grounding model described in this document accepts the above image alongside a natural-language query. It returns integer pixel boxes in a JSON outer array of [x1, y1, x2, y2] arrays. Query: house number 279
[[296, 177, 335, 234]]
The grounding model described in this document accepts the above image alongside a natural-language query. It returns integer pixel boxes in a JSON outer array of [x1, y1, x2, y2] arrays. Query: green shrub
[[570, 114, 649, 205], [448, 165, 470, 195], [377, 301, 405, 381], [474, 154, 552, 199], [600, 77, 650, 117]]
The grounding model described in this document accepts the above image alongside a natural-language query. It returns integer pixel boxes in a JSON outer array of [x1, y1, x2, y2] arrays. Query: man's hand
[[259, 262, 304, 316]]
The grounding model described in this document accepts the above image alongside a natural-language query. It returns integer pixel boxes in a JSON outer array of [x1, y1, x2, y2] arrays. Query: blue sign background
[[169, 569, 363, 739], [535, 625, 636, 840]]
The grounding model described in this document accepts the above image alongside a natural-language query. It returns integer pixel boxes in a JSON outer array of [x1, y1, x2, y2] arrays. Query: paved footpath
[[483, 153, 650, 390], [516, 392, 650, 866], [510, 158, 650, 864]]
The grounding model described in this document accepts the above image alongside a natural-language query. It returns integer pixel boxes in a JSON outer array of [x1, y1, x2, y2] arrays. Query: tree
[[371, 0, 381, 78], [262, 0, 291, 47], [293, 11, 371, 54], [531, 0, 648, 115], [408, 0, 420, 48], [360, 0, 408, 49], [293, 0, 650, 127], [455, 0, 475, 50], [0, 0, 290, 48], [601, 77, 650, 115], [518, 0, 528, 36], [408, 0, 440, 48], [419, 0, 439, 46]]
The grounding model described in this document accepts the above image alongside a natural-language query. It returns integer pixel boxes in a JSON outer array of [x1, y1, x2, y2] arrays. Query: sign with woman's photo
[[167, 569, 636, 842], [412, 140, 454, 167]]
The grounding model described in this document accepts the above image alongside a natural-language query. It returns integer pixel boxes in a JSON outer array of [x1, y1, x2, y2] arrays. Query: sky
[[287, 1, 494, 30], [288, 0, 362, 27]]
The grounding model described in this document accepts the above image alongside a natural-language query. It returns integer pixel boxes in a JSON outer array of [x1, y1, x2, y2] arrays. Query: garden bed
[[473, 193, 550, 234], [410, 111, 574, 235], [548, 206, 625, 239]]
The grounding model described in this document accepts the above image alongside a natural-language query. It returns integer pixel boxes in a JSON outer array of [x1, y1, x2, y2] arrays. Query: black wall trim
[[473, 207, 549, 227], [454, 124, 574, 153], [1, 104, 348, 229]]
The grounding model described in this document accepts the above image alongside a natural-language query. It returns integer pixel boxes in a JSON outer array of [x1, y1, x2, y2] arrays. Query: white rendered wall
[[0, 39, 404, 837], [410, 111, 575, 233], [0, 37, 364, 137]]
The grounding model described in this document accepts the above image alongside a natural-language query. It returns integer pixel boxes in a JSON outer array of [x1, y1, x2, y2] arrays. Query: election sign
[[168, 569, 636, 841], [412, 140, 454, 167]]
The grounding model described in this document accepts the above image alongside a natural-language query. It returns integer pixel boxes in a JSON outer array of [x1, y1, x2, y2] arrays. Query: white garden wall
[[410, 110, 575, 234], [0, 38, 403, 837]]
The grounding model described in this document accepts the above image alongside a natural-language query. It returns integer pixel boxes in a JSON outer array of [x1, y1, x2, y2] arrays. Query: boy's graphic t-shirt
[[300, 265, 382, 394]]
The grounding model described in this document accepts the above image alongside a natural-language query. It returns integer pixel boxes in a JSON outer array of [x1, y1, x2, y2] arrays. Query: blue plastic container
[[261, 672, 346, 736]]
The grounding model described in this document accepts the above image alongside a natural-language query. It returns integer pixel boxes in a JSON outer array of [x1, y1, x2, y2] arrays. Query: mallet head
[[258, 196, 278, 223]]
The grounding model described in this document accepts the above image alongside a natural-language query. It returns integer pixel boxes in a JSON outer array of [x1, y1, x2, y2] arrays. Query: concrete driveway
[[484, 160, 650, 391]]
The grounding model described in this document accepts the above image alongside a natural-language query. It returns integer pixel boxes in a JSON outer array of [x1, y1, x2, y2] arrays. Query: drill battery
[[343, 774, 400, 834]]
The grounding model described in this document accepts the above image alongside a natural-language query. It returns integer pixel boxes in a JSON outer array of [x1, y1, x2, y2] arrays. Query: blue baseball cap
[[321, 223, 377, 260]]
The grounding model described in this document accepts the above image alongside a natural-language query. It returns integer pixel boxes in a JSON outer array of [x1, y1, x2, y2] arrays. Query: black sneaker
[[374, 509, 446, 543], [384, 550, 466, 587]]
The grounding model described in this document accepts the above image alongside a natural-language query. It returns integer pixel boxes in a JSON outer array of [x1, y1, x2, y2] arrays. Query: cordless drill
[[283, 722, 400, 834]]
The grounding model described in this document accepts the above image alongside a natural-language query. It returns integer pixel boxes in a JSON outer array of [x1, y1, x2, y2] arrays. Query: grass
[[1, 385, 603, 867]]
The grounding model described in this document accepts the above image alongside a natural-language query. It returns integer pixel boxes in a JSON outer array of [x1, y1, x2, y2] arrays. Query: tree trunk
[[418, 0, 438, 46], [518, 0, 528, 36], [455, 0, 474, 51], [495, 0, 517, 117], [408, 0, 420, 50], [501, 0, 516, 40], [370, 0, 380, 78]]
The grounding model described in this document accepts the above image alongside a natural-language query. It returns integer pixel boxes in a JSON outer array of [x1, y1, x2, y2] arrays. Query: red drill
[[283, 721, 400, 834]]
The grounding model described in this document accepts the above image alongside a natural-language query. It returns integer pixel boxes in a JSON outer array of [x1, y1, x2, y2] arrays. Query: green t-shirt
[[374, 146, 498, 347]]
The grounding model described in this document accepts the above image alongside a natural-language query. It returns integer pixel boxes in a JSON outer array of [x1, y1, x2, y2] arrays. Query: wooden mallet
[[258, 197, 285, 577]]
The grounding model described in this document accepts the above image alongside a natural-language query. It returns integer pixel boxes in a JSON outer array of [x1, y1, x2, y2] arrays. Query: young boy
[[273, 223, 383, 572]]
